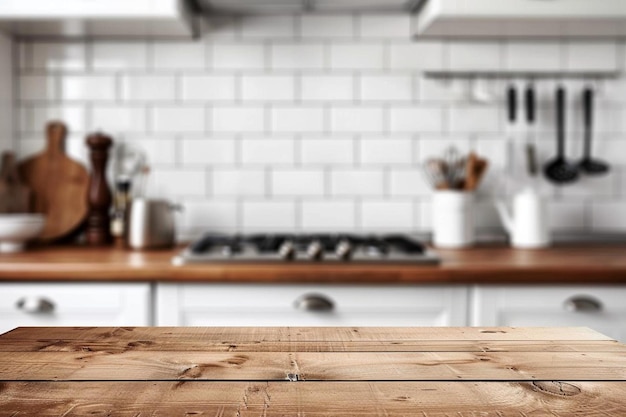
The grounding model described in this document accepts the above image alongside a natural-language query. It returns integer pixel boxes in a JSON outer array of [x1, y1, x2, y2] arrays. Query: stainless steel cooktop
[[173, 233, 440, 265]]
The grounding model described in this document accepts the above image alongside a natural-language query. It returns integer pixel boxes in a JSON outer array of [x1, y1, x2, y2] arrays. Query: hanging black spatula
[[579, 86, 610, 175], [544, 86, 579, 184]]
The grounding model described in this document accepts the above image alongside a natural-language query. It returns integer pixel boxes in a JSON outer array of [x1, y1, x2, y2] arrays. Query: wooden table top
[[0, 244, 626, 283], [0, 326, 625, 415]]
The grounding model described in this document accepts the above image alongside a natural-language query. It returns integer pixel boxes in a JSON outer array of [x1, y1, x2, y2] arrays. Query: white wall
[[0, 32, 12, 152], [13, 14, 626, 239]]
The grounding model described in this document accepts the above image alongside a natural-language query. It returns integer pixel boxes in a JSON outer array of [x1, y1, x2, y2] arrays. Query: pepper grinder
[[85, 132, 113, 245]]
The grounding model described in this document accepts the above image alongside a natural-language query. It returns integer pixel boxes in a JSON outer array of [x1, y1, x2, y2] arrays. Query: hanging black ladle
[[544, 86, 579, 184], [578, 86, 610, 175]]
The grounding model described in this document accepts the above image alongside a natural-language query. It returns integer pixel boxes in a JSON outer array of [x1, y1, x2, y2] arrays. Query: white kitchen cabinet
[[0, 0, 197, 39], [157, 284, 469, 326], [472, 286, 626, 341], [0, 283, 152, 335], [413, 0, 626, 39]]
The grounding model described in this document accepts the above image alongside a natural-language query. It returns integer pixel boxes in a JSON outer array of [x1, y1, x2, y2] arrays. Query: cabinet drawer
[[157, 284, 468, 327], [0, 283, 151, 334], [472, 286, 626, 341]]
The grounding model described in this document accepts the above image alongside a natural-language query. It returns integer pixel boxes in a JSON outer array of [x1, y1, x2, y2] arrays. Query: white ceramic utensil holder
[[432, 191, 475, 248]]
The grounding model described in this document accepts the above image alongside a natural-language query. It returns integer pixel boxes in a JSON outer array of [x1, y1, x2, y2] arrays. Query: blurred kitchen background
[[2, 1, 626, 242]]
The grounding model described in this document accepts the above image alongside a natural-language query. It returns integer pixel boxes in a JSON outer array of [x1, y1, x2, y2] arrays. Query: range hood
[[0, 0, 199, 39], [412, 0, 626, 39], [198, 0, 419, 14]]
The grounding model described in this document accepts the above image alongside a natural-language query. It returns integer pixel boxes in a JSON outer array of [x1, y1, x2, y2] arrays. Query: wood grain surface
[[16, 122, 89, 242], [1, 381, 625, 416], [0, 327, 625, 416], [0, 244, 626, 283]]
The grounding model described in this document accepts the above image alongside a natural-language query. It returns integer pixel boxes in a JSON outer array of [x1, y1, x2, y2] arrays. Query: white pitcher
[[495, 188, 551, 249]]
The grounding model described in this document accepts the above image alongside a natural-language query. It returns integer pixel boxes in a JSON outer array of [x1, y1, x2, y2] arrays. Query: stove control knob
[[306, 240, 324, 261], [335, 240, 352, 261], [278, 241, 296, 261]]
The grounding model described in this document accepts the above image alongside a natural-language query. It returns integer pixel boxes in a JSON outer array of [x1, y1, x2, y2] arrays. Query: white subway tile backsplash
[[419, 78, 468, 102], [181, 75, 236, 101], [213, 106, 265, 133], [301, 15, 353, 38], [90, 106, 146, 133], [389, 42, 444, 70], [182, 200, 238, 231], [271, 44, 325, 70], [213, 43, 266, 70], [592, 201, 626, 231], [242, 75, 295, 102], [449, 107, 500, 134], [359, 14, 410, 39], [152, 106, 205, 133], [417, 137, 472, 163], [300, 137, 354, 165], [27, 105, 85, 133], [151, 169, 207, 197], [272, 169, 325, 196], [92, 43, 147, 70], [474, 199, 502, 229], [15, 136, 44, 159], [360, 138, 412, 165], [241, 16, 295, 38], [19, 76, 56, 101], [596, 139, 626, 165], [213, 169, 266, 197], [331, 169, 384, 196], [59, 75, 116, 101], [331, 107, 384, 133], [241, 137, 295, 165], [301, 200, 355, 230], [475, 137, 507, 169], [505, 42, 561, 72], [243, 201, 296, 230], [548, 200, 586, 231], [14, 19, 626, 236], [124, 137, 176, 165], [389, 169, 431, 197], [18, 134, 87, 163], [566, 42, 618, 72], [330, 43, 384, 70], [361, 200, 413, 230], [181, 138, 236, 165], [272, 107, 325, 133], [389, 107, 443, 133], [121, 75, 176, 101], [449, 42, 502, 72], [560, 174, 616, 198], [153, 42, 206, 70], [360, 75, 413, 101], [31, 43, 85, 71], [301, 75, 354, 102]]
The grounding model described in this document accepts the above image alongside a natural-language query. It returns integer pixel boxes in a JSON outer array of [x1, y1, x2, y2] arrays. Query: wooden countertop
[[0, 244, 625, 284], [1, 326, 625, 415]]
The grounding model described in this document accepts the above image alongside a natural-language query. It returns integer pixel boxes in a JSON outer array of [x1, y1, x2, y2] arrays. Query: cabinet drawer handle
[[294, 294, 334, 312], [564, 296, 603, 313], [16, 297, 55, 314]]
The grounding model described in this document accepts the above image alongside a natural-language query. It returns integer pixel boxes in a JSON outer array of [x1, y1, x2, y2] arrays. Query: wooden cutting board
[[17, 121, 89, 241], [0, 152, 30, 213]]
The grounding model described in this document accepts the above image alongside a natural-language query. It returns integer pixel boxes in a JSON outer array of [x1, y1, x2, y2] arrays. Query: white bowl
[[0, 214, 45, 253]]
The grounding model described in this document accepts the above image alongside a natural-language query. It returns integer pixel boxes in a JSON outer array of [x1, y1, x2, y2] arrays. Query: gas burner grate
[[180, 233, 437, 265]]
